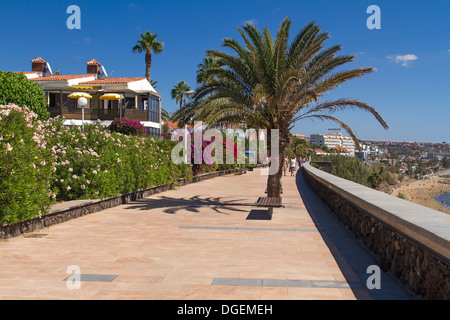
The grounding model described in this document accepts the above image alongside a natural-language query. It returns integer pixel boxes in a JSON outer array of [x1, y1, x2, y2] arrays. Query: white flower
[[80, 185, 85, 190], [68, 168, 73, 172], [66, 186, 71, 191], [6, 143, 12, 152]]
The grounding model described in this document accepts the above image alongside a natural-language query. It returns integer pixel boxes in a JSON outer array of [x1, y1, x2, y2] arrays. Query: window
[[61, 93, 75, 108], [146, 127, 161, 137], [48, 92, 61, 108], [125, 97, 135, 109], [148, 95, 160, 124]]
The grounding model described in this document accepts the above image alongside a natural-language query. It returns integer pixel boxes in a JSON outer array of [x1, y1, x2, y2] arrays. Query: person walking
[[289, 156, 297, 176], [283, 156, 288, 176]]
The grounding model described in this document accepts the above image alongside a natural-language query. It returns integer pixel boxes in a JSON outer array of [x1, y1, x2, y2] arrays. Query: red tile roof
[[12, 71, 39, 74], [163, 121, 193, 129], [332, 146, 350, 152], [29, 74, 94, 82], [79, 77, 146, 84], [31, 57, 47, 63], [86, 59, 102, 66]]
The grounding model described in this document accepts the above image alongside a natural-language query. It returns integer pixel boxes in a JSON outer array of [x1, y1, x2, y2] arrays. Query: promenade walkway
[[0, 168, 415, 300]]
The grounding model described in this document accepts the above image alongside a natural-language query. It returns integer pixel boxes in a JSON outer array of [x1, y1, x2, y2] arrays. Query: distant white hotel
[[310, 133, 356, 155]]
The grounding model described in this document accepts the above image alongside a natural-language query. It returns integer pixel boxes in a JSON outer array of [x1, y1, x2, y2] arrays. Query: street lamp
[[68, 92, 92, 132], [78, 97, 88, 132]]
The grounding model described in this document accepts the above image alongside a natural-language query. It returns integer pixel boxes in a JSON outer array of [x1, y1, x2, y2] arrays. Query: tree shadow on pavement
[[121, 195, 252, 215]]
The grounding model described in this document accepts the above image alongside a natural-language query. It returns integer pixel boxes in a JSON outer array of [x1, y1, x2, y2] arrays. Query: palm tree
[[160, 107, 171, 123], [189, 18, 388, 197], [132, 30, 164, 82], [150, 80, 159, 89], [196, 58, 223, 85], [171, 59, 223, 126], [171, 81, 193, 109]]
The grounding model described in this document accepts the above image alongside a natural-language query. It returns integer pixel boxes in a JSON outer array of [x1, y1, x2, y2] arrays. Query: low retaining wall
[[310, 161, 333, 173], [303, 163, 450, 300], [0, 168, 244, 240]]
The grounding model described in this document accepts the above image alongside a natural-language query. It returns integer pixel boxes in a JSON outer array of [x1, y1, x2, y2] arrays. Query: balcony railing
[[49, 107, 150, 122]]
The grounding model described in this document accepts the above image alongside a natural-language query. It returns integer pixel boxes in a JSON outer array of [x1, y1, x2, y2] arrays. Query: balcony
[[48, 107, 151, 122]]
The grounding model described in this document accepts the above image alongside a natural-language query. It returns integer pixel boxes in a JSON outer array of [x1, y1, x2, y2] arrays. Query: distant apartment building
[[14, 57, 162, 136], [429, 152, 450, 161], [355, 151, 368, 161], [310, 133, 356, 155]]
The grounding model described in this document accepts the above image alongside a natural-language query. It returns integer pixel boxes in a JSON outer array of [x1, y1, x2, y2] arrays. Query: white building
[[14, 57, 162, 136], [310, 133, 356, 155]]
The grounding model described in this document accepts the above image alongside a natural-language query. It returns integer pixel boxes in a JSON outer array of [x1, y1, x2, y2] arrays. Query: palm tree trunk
[[266, 147, 284, 197], [145, 52, 152, 82], [266, 129, 287, 198]]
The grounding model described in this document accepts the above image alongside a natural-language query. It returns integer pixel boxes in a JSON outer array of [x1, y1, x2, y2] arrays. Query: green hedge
[[0, 71, 49, 120]]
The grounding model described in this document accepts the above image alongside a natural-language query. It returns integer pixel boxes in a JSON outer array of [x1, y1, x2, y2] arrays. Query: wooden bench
[[255, 197, 284, 217], [265, 188, 283, 194]]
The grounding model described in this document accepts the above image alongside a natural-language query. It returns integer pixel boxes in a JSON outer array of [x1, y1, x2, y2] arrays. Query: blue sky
[[1, 0, 449, 143]]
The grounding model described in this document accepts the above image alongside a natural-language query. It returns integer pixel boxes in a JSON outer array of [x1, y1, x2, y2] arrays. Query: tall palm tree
[[196, 58, 223, 85], [132, 30, 164, 82], [189, 18, 388, 197], [171, 81, 193, 109], [171, 59, 222, 126]]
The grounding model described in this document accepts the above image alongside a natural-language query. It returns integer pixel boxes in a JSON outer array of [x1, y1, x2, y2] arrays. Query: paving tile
[[0, 168, 414, 300]]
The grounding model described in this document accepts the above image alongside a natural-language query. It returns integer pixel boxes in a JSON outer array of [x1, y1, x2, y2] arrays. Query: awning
[[100, 93, 124, 100], [72, 85, 99, 90]]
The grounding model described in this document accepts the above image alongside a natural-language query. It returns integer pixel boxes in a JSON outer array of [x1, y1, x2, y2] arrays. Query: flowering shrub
[[186, 131, 243, 176], [0, 104, 192, 224], [44, 118, 177, 201], [168, 127, 246, 176], [108, 118, 146, 136], [0, 104, 55, 224]]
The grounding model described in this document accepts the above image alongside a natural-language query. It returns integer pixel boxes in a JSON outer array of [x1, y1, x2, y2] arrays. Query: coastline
[[391, 168, 450, 214]]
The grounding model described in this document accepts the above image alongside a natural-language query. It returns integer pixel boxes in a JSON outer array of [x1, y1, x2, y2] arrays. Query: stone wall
[[303, 163, 450, 300], [310, 161, 333, 173], [0, 168, 245, 240]]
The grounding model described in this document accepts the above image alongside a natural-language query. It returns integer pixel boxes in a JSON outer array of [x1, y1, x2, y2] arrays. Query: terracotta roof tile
[[30, 74, 94, 82], [79, 77, 146, 84], [12, 71, 38, 74], [86, 59, 102, 66], [31, 57, 47, 63], [163, 121, 193, 129]]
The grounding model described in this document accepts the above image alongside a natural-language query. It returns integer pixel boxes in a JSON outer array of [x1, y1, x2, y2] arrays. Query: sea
[[434, 192, 450, 209]]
